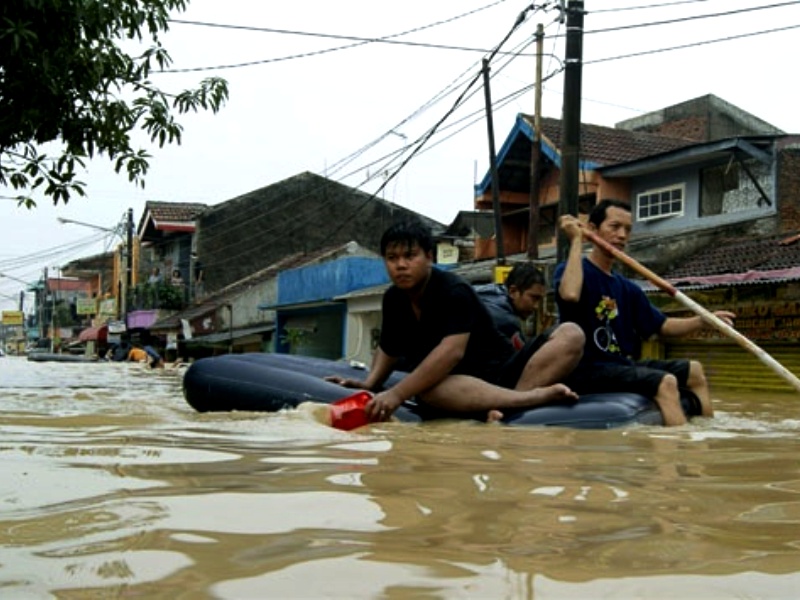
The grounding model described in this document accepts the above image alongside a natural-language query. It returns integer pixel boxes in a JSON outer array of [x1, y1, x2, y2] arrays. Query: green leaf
[[1, 0, 228, 206]]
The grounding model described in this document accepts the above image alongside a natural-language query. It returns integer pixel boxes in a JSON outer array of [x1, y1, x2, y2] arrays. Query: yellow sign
[[2, 310, 24, 326], [493, 265, 512, 284]]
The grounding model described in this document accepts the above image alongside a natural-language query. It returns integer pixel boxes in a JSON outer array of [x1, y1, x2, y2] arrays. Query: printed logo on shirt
[[593, 296, 621, 354]]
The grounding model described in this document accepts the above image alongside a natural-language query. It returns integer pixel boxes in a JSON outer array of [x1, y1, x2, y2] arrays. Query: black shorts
[[566, 359, 702, 417], [567, 359, 689, 398], [566, 359, 690, 399], [490, 331, 552, 389]]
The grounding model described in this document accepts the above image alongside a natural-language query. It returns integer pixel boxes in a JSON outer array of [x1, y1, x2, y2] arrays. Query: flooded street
[[1, 355, 799, 599]]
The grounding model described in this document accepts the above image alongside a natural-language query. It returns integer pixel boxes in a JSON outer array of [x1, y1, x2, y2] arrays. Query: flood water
[[1, 355, 800, 599]]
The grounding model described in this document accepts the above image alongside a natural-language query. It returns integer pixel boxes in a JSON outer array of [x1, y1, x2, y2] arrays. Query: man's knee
[[687, 360, 707, 388], [658, 372, 680, 397], [551, 323, 585, 355]]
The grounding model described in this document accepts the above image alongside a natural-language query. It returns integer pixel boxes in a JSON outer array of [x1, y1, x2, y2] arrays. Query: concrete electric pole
[[557, 0, 585, 262]]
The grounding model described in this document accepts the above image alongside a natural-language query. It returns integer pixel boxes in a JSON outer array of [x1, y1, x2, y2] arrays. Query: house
[[475, 93, 800, 390], [149, 241, 387, 359], [439, 211, 497, 263], [193, 171, 444, 295], [263, 242, 388, 361], [136, 200, 207, 302], [43, 275, 95, 345], [474, 94, 797, 267], [142, 173, 446, 358], [642, 231, 800, 391], [59, 172, 451, 358], [118, 201, 209, 337]]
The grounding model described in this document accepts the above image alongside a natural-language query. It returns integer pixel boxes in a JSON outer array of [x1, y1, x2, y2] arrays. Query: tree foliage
[[0, 0, 229, 207]]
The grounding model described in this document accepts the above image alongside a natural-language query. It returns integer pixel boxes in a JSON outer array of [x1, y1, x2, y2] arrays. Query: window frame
[[636, 183, 685, 222]]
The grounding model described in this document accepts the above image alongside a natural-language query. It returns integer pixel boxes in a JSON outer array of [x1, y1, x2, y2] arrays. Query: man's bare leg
[[420, 374, 577, 414], [654, 374, 688, 427], [515, 323, 584, 390], [686, 360, 714, 417]]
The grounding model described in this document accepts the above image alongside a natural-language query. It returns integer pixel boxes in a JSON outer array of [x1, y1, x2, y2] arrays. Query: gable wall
[[194, 174, 439, 295]]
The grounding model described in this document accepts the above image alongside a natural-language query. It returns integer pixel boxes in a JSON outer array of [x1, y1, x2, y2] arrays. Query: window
[[700, 158, 772, 216], [636, 184, 684, 221]]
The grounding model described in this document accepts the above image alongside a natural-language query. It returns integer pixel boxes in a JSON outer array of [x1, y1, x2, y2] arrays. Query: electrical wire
[[585, 22, 800, 65], [189, 8, 552, 256], [163, 0, 528, 73], [5, 1, 798, 289], [190, 4, 549, 268], [591, 0, 716, 13], [318, 3, 541, 247], [585, 1, 800, 36]]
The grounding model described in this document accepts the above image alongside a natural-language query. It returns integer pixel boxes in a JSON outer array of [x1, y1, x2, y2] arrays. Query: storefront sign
[[76, 298, 97, 316], [688, 300, 800, 341], [2, 310, 24, 326]]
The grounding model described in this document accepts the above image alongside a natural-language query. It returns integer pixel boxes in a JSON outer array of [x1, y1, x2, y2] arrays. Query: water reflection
[[1, 356, 799, 598]]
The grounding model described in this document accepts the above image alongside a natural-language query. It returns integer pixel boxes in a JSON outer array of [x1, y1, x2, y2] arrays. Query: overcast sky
[[2, 0, 799, 313]]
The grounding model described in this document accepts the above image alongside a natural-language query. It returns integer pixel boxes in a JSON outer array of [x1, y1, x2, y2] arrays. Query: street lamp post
[[0, 270, 31, 330], [0, 271, 32, 287], [58, 209, 134, 320]]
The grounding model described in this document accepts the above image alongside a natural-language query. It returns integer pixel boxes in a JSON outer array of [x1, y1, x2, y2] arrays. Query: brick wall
[[778, 148, 800, 233], [649, 116, 708, 142]]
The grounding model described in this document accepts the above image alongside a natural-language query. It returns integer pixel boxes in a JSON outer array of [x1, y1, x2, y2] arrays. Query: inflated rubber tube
[[183, 354, 424, 422], [27, 352, 99, 363], [182, 353, 698, 429]]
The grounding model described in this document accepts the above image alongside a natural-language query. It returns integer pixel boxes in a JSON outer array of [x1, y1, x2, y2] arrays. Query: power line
[[160, 1, 798, 73], [591, 0, 714, 13], [585, 1, 800, 35], [6, 2, 797, 283], [179, 6, 546, 273], [148, 1, 800, 268], [190, 10, 551, 255], [163, 0, 529, 73], [319, 3, 542, 247], [586, 22, 800, 65]]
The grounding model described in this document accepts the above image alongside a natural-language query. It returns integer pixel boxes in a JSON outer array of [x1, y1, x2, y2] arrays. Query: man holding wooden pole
[[554, 199, 737, 426]]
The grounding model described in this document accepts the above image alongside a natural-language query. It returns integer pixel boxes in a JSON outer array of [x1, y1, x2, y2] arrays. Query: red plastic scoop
[[329, 391, 373, 430]]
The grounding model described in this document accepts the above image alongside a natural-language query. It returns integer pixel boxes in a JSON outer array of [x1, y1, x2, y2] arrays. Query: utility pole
[[482, 58, 506, 265], [527, 23, 545, 259], [557, 0, 584, 262], [125, 208, 133, 320], [39, 268, 46, 342], [46, 267, 54, 351]]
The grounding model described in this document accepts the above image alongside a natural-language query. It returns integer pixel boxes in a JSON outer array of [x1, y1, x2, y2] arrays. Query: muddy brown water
[[1, 356, 799, 598]]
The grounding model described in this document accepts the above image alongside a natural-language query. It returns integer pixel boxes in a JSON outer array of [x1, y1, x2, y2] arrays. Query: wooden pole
[[482, 58, 505, 264], [527, 23, 544, 259], [582, 227, 800, 393]]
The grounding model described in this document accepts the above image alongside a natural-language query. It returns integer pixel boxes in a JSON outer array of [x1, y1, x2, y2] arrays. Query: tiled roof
[[145, 201, 207, 224], [664, 232, 800, 278], [535, 116, 694, 166]]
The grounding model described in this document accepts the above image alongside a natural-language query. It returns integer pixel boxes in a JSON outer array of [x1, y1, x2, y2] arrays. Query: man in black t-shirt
[[556, 199, 735, 425], [327, 220, 583, 422]]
